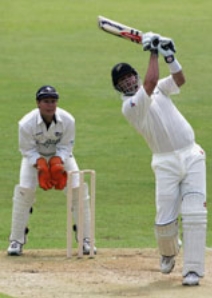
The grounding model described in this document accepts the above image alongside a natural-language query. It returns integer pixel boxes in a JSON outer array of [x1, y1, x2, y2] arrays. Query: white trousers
[[151, 143, 206, 224], [19, 155, 80, 190]]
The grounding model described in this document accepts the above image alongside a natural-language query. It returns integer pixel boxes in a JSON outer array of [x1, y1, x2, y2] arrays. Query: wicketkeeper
[[7, 85, 97, 256], [111, 33, 207, 286]]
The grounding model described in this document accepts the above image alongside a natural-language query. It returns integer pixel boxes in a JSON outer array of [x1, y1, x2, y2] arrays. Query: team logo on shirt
[[55, 132, 62, 137], [130, 99, 135, 107], [41, 139, 61, 148]]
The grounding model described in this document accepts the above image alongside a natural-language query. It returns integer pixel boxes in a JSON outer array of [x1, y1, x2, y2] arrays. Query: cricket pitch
[[0, 248, 212, 297]]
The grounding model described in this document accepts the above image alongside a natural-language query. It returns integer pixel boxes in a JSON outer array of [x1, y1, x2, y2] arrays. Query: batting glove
[[49, 156, 67, 190], [142, 32, 160, 52], [158, 36, 176, 63]]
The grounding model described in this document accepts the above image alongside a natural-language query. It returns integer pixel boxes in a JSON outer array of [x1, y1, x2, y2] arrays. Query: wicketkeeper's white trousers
[[19, 155, 80, 190]]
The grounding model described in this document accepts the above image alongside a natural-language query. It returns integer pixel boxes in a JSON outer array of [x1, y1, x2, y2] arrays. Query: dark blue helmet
[[36, 85, 59, 101], [111, 63, 139, 96]]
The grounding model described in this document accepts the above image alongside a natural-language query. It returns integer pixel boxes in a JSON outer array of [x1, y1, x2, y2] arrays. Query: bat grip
[[152, 37, 159, 47]]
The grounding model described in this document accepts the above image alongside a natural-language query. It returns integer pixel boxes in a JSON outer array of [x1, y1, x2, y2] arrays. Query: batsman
[[7, 85, 97, 256], [111, 33, 207, 286]]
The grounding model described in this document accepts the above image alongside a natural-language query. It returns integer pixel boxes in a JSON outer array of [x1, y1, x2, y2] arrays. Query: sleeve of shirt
[[19, 124, 41, 166], [157, 75, 180, 96], [55, 118, 75, 162]]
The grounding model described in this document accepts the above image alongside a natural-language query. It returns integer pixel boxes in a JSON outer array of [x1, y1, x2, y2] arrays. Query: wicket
[[67, 170, 96, 258]]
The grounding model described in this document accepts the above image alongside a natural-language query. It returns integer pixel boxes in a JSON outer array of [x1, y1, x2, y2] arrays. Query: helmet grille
[[111, 63, 139, 95]]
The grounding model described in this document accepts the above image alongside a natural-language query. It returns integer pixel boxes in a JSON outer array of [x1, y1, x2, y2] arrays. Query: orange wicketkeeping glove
[[49, 156, 67, 190], [36, 158, 53, 191]]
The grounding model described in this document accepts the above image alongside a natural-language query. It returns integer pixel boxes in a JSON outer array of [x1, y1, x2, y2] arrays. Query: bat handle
[[152, 37, 159, 47]]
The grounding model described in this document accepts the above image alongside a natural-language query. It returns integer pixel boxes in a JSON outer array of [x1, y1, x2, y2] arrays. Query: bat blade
[[98, 16, 143, 44]]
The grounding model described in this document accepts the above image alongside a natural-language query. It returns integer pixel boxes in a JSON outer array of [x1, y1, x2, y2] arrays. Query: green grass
[[0, 294, 13, 298], [0, 0, 212, 270]]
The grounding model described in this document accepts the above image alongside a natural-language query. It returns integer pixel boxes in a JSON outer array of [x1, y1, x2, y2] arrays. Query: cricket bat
[[98, 16, 143, 44]]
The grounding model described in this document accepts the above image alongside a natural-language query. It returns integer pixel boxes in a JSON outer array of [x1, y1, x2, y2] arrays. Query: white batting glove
[[158, 36, 176, 63], [142, 31, 160, 52]]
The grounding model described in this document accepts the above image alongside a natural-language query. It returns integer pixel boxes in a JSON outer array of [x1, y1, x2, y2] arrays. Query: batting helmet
[[111, 63, 138, 95], [36, 85, 59, 101]]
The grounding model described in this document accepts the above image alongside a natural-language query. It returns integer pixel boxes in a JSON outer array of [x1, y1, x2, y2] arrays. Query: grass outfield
[[0, 0, 212, 270]]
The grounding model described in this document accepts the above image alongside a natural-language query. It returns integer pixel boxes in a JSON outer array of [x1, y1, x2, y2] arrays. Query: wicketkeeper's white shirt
[[122, 75, 195, 154], [19, 107, 75, 166]]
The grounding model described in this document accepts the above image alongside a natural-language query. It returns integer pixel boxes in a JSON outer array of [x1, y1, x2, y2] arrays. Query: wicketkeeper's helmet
[[36, 85, 59, 101], [111, 63, 139, 96]]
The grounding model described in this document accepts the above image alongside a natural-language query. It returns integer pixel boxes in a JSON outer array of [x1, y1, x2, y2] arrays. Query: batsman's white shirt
[[121, 75, 206, 224], [18, 107, 79, 189], [122, 75, 194, 153]]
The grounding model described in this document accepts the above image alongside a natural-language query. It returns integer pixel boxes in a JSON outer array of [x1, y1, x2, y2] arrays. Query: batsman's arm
[[143, 52, 159, 96], [172, 68, 185, 87], [158, 38, 185, 87]]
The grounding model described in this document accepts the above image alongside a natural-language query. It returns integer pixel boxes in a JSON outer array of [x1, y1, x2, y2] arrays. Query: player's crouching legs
[[8, 185, 35, 256], [155, 219, 180, 274]]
